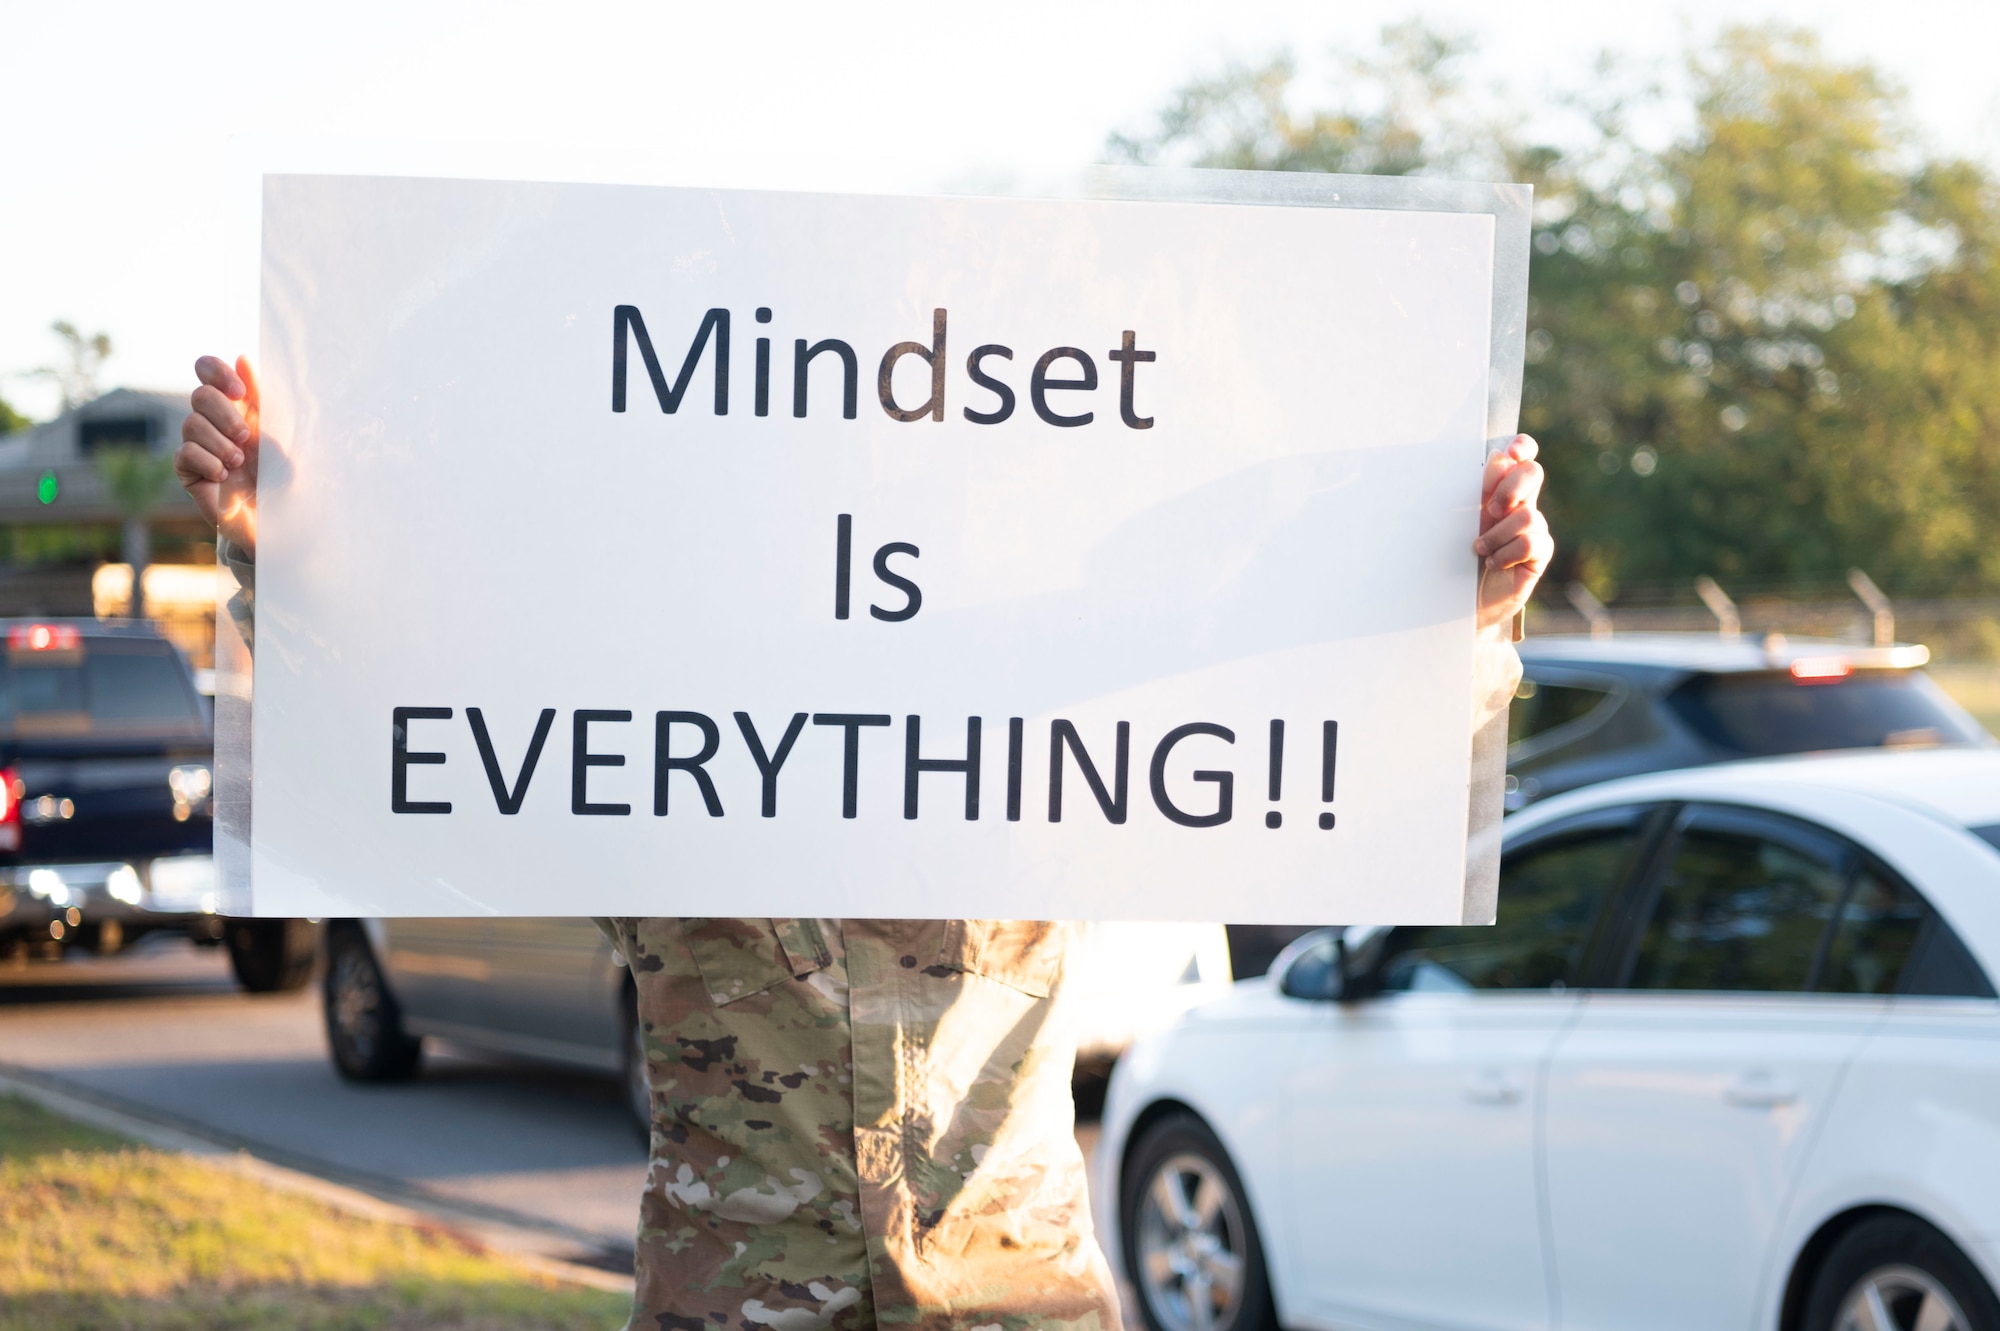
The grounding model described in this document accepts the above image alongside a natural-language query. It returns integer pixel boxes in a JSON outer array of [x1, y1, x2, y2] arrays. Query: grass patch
[[0, 1094, 629, 1330], [0, 1091, 127, 1160]]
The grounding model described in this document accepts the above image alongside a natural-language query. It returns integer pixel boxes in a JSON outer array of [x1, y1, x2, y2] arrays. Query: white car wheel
[[1122, 1114, 1275, 1331]]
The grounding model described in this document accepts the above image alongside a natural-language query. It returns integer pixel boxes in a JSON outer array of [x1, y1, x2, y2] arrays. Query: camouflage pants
[[608, 917, 1121, 1331]]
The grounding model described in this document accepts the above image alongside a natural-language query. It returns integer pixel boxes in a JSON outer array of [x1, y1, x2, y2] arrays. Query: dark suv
[[1510, 633, 1991, 808], [1226, 631, 1992, 980], [0, 619, 313, 990]]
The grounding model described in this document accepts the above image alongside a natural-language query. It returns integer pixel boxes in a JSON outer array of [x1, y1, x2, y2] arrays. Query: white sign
[[225, 167, 1524, 921]]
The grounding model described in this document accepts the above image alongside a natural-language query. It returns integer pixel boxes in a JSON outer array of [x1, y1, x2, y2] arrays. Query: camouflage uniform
[[604, 916, 1119, 1331], [599, 625, 1523, 1329]]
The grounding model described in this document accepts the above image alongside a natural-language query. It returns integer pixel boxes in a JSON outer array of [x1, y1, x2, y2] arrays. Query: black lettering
[[878, 308, 947, 422], [1149, 722, 1236, 828], [963, 345, 1015, 424], [869, 543, 922, 622], [466, 707, 554, 815], [391, 706, 453, 814], [813, 713, 891, 819], [1030, 347, 1096, 427], [735, 711, 809, 817], [611, 305, 729, 415], [1006, 716, 1024, 821], [571, 709, 633, 815], [794, 339, 859, 419], [835, 514, 853, 620], [755, 307, 773, 417], [904, 715, 981, 820], [655, 711, 724, 816], [1048, 719, 1128, 823], [1105, 330, 1156, 429]]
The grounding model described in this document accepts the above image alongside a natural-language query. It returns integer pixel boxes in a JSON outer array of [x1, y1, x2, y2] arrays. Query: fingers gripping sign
[[1472, 433, 1554, 633], [178, 354, 260, 553]]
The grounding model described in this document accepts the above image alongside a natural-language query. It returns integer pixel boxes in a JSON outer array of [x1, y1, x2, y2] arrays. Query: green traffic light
[[36, 472, 57, 505]]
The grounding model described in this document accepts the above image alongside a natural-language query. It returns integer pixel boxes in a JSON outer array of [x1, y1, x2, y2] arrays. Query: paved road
[[0, 935, 649, 1260], [0, 935, 1110, 1273]]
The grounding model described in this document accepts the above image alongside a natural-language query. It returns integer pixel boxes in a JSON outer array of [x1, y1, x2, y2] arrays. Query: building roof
[[0, 388, 197, 524]]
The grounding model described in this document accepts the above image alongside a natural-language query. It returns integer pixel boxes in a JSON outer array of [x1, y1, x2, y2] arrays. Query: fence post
[[1847, 569, 1894, 648], [1694, 576, 1742, 641], [1566, 582, 1613, 641]]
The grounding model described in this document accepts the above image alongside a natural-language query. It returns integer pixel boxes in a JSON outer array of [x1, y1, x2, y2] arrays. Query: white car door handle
[[1465, 1070, 1524, 1106], [1723, 1074, 1799, 1109]]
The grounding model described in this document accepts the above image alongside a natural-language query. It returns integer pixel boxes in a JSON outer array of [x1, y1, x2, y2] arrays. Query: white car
[[1097, 748, 2000, 1331]]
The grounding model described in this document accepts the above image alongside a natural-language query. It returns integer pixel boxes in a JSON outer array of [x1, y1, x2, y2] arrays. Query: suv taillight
[[0, 767, 20, 852]]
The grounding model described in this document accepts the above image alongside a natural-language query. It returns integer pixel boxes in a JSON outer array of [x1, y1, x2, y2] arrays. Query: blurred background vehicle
[[0, 616, 320, 992], [0, 619, 220, 956], [1099, 747, 2000, 1331], [320, 917, 1233, 1131], [1227, 630, 1994, 982], [1509, 632, 1991, 809]]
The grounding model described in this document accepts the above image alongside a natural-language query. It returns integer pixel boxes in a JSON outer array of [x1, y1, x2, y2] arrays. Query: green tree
[[0, 396, 27, 435], [1110, 25, 2000, 600], [32, 321, 113, 413]]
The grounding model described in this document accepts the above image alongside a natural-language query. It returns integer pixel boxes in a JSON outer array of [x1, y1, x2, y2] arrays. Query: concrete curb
[[0, 1064, 636, 1298]]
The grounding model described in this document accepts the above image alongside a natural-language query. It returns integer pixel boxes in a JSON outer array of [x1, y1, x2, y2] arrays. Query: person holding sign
[[180, 353, 1550, 1330]]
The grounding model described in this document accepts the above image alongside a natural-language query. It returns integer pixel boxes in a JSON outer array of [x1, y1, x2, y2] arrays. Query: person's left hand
[[1474, 434, 1553, 632]]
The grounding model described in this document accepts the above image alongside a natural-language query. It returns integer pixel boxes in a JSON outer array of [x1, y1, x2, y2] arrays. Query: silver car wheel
[[1135, 1150, 1249, 1331], [330, 945, 382, 1059], [1836, 1264, 1969, 1331]]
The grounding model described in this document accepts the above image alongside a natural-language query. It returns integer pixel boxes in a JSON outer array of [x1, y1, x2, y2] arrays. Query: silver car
[[322, 918, 648, 1132], [321, 916, 1233, 1134]]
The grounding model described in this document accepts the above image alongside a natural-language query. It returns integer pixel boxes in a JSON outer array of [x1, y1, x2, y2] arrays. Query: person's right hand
[[178, 355, 259, 554]]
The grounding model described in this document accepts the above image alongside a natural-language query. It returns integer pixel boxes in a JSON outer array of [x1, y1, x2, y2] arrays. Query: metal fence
[[1526, 590, 2000, 665]]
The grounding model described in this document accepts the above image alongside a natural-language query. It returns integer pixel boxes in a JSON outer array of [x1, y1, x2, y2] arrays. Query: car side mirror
[[1275, 925, 1390, 1003]]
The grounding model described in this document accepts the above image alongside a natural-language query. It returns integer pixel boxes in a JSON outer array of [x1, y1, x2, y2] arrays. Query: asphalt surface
[[0, 934, 1111, 1275], [0, 935, 648, 1260]]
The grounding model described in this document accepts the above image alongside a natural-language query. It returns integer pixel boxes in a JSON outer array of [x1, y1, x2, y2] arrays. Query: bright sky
[[3, 0, 1996, 420]]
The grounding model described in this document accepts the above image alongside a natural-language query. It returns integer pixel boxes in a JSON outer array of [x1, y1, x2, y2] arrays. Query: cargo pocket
[[935, 919, 1065, 998], [682, 917, 831, 1006]]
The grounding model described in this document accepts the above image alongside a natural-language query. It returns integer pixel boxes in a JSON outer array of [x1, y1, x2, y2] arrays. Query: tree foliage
[[0, 397, 26, 435], [1111, 26, 2000, 598], [32, 321, 113, 414], [93, 445, 176, 520]]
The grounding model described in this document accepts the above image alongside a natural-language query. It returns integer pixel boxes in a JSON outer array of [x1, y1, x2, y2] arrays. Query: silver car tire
[[321, 924, 422, 1082], [1803, 1215, 2000, 1331], [1120, 1112, 1276, 1331]]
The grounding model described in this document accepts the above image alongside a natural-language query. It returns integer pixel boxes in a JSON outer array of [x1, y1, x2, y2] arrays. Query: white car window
[[1628, 820, 1844, 992], [1819, 863, 1926, 995], [1376, 820, 1640, 993], [1820, 860, 1996, 998]]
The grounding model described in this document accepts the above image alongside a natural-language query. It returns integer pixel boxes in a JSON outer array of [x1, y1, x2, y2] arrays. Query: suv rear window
[[1665, 669, 1985, 758], [0, 638, 206, 737]]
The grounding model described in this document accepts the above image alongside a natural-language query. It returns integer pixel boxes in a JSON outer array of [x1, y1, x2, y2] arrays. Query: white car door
[[1542, 804, 1885, 1331], [1785, 856, 2000, 1301], [1281, 805, 1653, 1331]]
